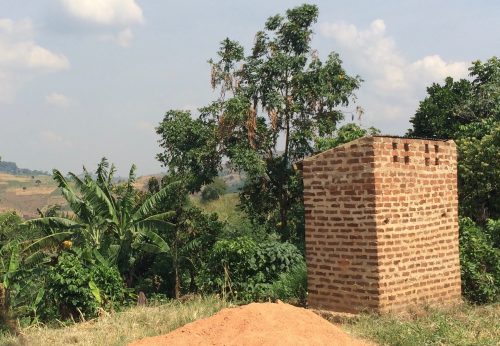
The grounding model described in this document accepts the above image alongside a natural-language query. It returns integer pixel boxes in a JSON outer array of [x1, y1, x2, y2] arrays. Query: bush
[[459, 217, 500, 303], [198, 236, 303, 302], [263, 260, 307, 305], [200, 178, 227, 202], [45, 252, 125, 320]]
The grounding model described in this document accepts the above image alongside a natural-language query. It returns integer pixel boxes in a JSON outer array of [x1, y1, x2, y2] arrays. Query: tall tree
[[408, 57, 500, 221], [157, 4, 361, 242]]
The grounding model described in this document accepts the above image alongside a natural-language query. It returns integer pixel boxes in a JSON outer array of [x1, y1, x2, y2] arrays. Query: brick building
[[302, 136, 461, 313]]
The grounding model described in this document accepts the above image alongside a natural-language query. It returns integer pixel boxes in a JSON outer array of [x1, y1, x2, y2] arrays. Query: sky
[[0, 0, 499, 176]]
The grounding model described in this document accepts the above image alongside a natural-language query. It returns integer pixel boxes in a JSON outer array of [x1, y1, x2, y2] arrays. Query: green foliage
[[409, 57, 499, 139], [408, 77, 473, 139], [459, 218, 500, 303], [262, 260, 307, 305], [485, 219, 500, 248], [408, 57, 500, 222], [157, 4, 361, 243], [0, 212, 23, 244], [147, 177, 160, 194], [314, 123, 380, 152], [156, 110, 220, 192], [23, 158, 176, 285], [45, 251, 125, 320], [198, 236, 303, 302], [456, 119, 499, 221], [200, 177, 227, 202]]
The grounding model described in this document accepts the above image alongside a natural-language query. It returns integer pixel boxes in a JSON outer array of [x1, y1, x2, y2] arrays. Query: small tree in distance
[[201, 177, 227, 202]]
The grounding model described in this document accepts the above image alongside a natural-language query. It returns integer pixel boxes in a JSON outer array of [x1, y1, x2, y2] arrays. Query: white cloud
[[0, 19, 70, 71], [46, 92, 71, 107], [0, 18, 70, 103], [319, 19, 469, 133], [100, 28, 134, 47], [60, 0, 143, 47], [60, 0, 143, 26]]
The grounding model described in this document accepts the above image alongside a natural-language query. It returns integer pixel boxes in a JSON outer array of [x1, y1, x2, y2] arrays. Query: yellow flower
[[62, 240, 72, 250]]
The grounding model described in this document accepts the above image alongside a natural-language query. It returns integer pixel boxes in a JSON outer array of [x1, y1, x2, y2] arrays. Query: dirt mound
[[129, 302, 370, 346]]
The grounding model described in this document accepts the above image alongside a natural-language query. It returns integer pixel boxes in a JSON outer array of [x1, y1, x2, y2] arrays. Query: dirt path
[[129, 301, 371, 346]]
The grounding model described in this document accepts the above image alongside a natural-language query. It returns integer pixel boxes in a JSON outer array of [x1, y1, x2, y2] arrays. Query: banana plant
[[24, 158, 176, 284]]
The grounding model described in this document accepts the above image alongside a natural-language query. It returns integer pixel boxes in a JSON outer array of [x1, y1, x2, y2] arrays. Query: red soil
[[129, 301, 371, 346]]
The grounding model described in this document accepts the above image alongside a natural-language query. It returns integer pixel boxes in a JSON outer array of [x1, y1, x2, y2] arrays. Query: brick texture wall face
[[303, 136, 461, 313]]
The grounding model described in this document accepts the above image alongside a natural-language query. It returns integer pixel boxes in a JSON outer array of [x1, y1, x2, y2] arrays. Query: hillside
[[0, 167, 244, 218], [0, 173, 65, 218], [0, 161, 49, 176]]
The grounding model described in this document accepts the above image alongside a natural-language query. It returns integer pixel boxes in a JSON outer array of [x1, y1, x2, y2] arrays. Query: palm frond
[[135, 229, 170, 254], [133, 181, 181, 220], [71, 176, 118, 224], [139, 211, 176, 223], [53, 169, 92, 221], [23, 217, 82, 231]]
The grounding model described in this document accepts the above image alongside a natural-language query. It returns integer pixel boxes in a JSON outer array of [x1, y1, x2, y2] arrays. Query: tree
[[408, 77, 473, 139], [147, 176, 161, 194], [201, 177, 227, 202], [408, 57, 500, 222], [157, 4, 361, 242], [456, 119, 499, 221], [408, 57, 499, 139]]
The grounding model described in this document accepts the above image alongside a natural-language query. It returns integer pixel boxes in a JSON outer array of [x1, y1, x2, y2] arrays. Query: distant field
[[0, 173, 65, 218], [0, 172, 243, 219]]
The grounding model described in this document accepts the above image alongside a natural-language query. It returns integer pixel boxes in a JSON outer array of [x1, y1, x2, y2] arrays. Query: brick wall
[[303, 136, 461, 313]]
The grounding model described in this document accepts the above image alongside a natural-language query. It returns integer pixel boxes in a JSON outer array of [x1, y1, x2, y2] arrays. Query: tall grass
[[341, 303, 500, 346], [1, 296, 498, 346], [0, 296, 230, 346], [191, 193, 252, 233]]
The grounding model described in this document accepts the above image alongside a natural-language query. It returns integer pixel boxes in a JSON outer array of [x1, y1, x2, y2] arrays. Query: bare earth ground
[[0, 173, 65, 217], [129, 301, 372, 346]]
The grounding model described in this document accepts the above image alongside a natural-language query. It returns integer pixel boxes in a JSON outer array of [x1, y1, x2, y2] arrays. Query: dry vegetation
[[341, 303, 500, 346], [0, 296, 230, 346], [1, 298, 498, 346], [0, 173, 64, 217]]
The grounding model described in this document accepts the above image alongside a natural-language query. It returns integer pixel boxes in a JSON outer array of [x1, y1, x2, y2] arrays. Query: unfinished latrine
[[302, 136, 461, 313]]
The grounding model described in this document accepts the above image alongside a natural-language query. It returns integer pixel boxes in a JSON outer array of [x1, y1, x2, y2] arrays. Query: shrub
[[45, 252, 125, 320], [198, 236, 303, 302], [459, 217, 500, 303], [200, 178, 227, 202], [263, 260, 307, 305]]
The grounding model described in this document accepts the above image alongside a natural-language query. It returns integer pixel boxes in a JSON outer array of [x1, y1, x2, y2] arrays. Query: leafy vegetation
[[198, 236, 303, 302], [408, 57, 499, 305], [200, 177, 227, 202], [0, 4, 498, 345], [157, 4, 362, 245], [459, 218, 500, 303]]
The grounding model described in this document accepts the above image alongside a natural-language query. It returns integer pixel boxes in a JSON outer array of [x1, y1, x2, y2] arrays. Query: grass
[[191, 193, 253, 232], [0, 296, 230, 346], [340, 303, 500, 346], [0, 297, 498, 346]]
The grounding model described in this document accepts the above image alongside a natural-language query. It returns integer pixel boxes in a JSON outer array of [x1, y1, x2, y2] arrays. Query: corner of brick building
[[303, 136, 461, 314]]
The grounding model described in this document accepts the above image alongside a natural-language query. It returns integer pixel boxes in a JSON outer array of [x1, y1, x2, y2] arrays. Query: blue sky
[[1, 0, 499, 176]]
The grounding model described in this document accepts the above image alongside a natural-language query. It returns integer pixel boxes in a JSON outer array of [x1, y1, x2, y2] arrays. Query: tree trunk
[[0, 283, 20, 335], [173, 242, 180, 299]]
